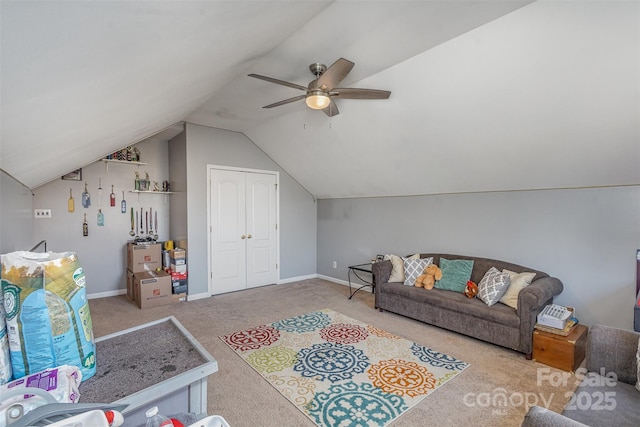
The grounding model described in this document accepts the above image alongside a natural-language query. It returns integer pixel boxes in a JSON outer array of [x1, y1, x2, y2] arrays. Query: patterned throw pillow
[[386, 253, 419, 282], [478, 267, 512, 306], [403, 257, 432, 287], [434, 258, 474, 293], [499, 270, 536, 309]]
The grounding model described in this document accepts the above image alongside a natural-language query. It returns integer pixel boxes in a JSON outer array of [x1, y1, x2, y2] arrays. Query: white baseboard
[[187, 292, 211, 301], [87, 289, 126, 300], [86, 274, 369, 301], [317, 274, 348, 287], [318, 274, 373, 293], [278, 274, 318, 284]]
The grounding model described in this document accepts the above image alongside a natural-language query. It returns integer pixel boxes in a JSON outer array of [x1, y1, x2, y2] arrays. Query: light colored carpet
[[88, 279, 578, 427]]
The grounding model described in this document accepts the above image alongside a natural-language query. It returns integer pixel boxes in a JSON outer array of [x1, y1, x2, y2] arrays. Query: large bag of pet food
[[0, 283, 11, 384], [0, 251, 96, 381]]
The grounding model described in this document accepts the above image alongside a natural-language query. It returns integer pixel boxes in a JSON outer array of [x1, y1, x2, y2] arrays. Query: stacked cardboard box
[[133, 270, 172, 309], [126, 242, 173, 309], [169, 248, 188, 300]]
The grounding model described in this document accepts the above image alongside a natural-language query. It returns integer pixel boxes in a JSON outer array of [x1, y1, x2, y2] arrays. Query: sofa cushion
[[636, 338, 640, 391], [402, 256, 432, 286], [434, 258, 473, 293], [386, 253, 419, 282], [381, 283, 519, 328], [478, 267, 511, 306], [499, 269, 536, 309]]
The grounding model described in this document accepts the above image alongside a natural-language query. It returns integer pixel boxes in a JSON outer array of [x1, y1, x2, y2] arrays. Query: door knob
[[247, 234, 252, 239], [241, 235, 246, 239]]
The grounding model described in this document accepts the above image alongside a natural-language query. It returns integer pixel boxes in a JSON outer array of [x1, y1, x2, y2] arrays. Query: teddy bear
[[464, 280, 479, 298], [415, 264, 442, 290]]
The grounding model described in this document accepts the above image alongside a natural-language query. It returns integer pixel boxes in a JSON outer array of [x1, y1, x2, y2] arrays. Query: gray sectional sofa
[[521, 325, 640, 426], [372, 253, 563, 356]]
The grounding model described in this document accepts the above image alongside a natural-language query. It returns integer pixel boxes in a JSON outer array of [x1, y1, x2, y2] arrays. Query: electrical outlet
[[34, 209, 52, 218], [332, 261, 337, 269]]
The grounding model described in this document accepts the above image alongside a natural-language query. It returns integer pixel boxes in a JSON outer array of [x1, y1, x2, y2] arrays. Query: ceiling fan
[[248, 58, 391, 117]]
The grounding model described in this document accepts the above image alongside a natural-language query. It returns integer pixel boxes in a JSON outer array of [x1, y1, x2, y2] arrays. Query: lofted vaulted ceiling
[[1, 1, 638, 197]]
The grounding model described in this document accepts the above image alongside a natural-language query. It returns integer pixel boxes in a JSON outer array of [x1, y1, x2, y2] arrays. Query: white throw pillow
[[478, 267, 512, 306], [499, 269, 536, 309], [386, 253, 419, 282], [402, 257, 432, 287]]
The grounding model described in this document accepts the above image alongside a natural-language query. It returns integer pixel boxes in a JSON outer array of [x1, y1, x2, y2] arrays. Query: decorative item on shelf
[[97, 209, 104, 226], [117, 148, 126, 161], [83, 214, 88, 236], [140, 172, 150, 191], [62, 168, 82, 181], [133, 147, 141, 162], [129, 207, 135, 236], [81, 182, 91, 208], [110, 185, 116, 207], [97, 178, 103, 207], [126, 146, 133, 162], [121, 191, 126, 213], [154, 210, 159, 241], [68, 189, 75, 213], [153, 181, 160, 192], [162, 180, 170, 192], [134, 171, 140, 190]]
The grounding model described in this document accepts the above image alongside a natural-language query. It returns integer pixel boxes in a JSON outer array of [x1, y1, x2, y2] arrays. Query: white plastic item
[[41, 409, 111, 427], [0, 387, 57, 427], [144, 406, 174, 427], [187, 415, 230, 427]]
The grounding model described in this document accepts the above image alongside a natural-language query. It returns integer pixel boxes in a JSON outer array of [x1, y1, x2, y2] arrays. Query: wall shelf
[[101, 158, 147, 172], [129, 190, 172, 194], [129, 190, 172, 203]]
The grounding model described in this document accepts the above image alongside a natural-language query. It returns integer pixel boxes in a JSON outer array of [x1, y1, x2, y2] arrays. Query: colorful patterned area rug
[[220, 308, 470, 426]]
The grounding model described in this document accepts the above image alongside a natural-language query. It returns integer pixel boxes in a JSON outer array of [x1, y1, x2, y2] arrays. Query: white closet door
[[246, 172, 277, 288], [210, 169, 247, 294], [210, 168, 278, 295]]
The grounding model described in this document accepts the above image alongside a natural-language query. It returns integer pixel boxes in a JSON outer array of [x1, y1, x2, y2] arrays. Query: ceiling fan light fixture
[[305, 91, 331, 110]]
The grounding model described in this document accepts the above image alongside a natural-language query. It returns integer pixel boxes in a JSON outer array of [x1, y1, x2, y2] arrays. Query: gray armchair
[[521, 325, 640, 427]]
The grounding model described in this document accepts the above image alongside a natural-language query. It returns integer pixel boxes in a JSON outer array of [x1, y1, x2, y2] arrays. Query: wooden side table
[[533, 324, 588, 372]]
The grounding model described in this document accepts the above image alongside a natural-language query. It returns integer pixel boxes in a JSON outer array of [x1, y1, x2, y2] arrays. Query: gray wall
[[30, 139, 171, 296], [168, 131, 188, 248], [317, 186, 640, 330], [0, 170, 33, 254], [182, 123, 317, 297]]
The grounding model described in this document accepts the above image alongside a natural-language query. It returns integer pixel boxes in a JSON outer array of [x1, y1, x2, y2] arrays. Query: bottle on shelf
[[144, 406, 174, 427]]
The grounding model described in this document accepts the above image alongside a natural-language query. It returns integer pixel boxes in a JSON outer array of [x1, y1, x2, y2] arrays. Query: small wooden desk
[[533, 324, 588, 372]]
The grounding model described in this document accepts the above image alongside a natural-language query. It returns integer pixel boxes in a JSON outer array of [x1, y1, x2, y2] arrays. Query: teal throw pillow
[[434, 258, 474, 293]]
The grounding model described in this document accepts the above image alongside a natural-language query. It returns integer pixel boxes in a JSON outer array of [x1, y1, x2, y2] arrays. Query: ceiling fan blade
[[322, 99, 340, 117], [248, 74, 307, 91], [317, 58, 354, 90], [263, 95, 306, 109], [331, 88, 391, 99]]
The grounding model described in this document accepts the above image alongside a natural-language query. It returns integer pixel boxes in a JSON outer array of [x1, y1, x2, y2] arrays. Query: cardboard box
[[170, 271, 188, 281], [172, 278, 187, 288], [173, 284, 188, 294], [533, 324, 588, 372], [172, 293, 187, 303], [127, 242, 162, 273], [169, 257, 186, 266], [134, 270, 171, 309], [171, 263, 187, 274], [169, 248, 186, 260], [126, 269, 135, 301]]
